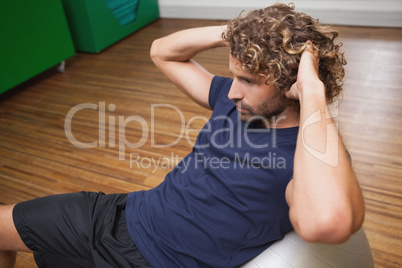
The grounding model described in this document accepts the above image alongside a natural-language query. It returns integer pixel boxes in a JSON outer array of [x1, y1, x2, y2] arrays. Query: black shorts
[[12, 191, 151, 268]]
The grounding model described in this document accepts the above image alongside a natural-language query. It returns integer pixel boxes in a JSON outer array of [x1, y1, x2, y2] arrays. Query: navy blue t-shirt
[[126, 76, 298, 267]]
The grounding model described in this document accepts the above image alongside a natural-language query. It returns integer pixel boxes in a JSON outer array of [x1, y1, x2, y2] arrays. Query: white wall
[[158, 0, 402, 28]]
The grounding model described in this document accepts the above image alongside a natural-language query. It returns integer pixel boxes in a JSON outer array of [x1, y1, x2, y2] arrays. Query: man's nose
[[228, 80, 243, 101]]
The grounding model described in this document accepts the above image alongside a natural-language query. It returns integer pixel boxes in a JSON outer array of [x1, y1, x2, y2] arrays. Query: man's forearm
[[150, 26, 227, 63], [288, 86, 365, 243]]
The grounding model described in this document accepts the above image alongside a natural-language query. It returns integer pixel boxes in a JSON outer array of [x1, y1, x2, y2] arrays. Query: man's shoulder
[[209, 76, 233, 109]]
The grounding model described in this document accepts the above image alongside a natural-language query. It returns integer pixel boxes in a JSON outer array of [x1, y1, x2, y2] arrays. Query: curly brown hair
[[222, 3, 346, 104]]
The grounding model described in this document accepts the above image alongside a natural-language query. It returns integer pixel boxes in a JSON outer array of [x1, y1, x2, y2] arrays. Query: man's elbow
[[150, 39, 161, 62], [294, 208, 364, 244]]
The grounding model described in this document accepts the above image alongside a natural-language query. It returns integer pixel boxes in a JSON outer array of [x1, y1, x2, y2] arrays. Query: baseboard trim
[[158, 1, 402, 28]]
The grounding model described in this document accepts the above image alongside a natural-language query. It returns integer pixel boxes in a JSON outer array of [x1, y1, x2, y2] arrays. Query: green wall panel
[[0, 0, 75, 93], [61, 0, 159, 53]]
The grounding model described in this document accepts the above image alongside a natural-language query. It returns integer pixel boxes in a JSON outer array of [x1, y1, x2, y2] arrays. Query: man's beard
[[235, 90, 297, 127]]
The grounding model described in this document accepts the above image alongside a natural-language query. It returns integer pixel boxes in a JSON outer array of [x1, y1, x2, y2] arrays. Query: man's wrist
[[213, 25, 228, 48], [299, 81, 326, 103]]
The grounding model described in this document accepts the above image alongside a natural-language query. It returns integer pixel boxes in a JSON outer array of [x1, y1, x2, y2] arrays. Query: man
[[0, 3, 364, 268]]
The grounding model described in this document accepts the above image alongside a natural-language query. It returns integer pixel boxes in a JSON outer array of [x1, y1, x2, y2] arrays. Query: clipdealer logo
[[64, 102, 340, 168], [64, 102, 280, 160]]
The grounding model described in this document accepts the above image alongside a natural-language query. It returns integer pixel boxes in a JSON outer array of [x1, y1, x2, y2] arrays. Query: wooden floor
[[1, 19, 401, 268]]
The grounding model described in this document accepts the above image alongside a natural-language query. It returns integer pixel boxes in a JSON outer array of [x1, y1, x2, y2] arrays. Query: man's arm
[[150, 26, 227, 109], [285, 45, 365, 244]]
